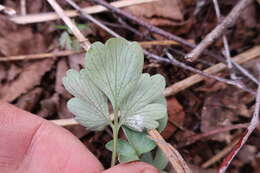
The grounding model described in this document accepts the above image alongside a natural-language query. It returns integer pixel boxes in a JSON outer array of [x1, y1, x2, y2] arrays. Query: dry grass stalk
[[10, 0, 157, 24], [201, 133, 241, 168], [164, 46, 260, 96], [0, 50, 80, 61], [0, 4, 16, 16]]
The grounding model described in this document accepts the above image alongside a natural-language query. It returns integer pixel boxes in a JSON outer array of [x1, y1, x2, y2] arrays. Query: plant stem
[[111, 109, 119, 167]]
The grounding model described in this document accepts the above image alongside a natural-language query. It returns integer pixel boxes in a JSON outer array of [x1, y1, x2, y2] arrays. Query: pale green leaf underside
[[119, 73, 167, 131], [123, 127, 156, 155], [62, 69, 109, 130], [121, 73, 166, 114], [153, 95, 168, 132], [85, 38, 144, 109]]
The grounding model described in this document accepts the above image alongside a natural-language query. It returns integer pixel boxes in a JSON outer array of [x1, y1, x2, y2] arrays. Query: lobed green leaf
[[85, 38, 144, 110], [123, 126, 156, 155], [62, 69, 110, 130]]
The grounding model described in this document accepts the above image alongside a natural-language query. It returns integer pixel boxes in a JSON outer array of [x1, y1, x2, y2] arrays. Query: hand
[[0, 102, 158, 173]]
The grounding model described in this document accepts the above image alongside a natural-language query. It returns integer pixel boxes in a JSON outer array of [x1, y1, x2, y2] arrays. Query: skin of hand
[[0, 102, 159, 173]]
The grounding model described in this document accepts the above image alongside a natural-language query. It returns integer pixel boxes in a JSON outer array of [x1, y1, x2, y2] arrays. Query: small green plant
[[62, 38, 168, 171], [57, 22, 89, 51]]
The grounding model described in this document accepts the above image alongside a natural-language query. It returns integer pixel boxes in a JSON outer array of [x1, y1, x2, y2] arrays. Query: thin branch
[[163, 52, 255, 95], [11, 0, 157, 24], [65, 0, 121, 37], [186, 0, 253, 61], [212, 0, 258, 85], [202, 133, 241, 168], [20, 0, 26, 15], [91, 0, 195, 51], [212, 0, 237, 80], [0, 4, 16, 16], [178, 123, 254, 148], [0, 50, 80, 61], [164, 46, 260, 96], [47, 0, 91, 50], [219, 77, 260, 173]]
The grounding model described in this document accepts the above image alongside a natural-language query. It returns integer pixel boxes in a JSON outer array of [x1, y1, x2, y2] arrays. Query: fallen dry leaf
[[162, 97, 185, 139], [0, 15, 47, 56], [201, 87, 253, 143], [124, 0, 184, 26], [0, 59, 54, 102]]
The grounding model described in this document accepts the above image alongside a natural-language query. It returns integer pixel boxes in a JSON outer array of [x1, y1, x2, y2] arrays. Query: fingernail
[[141, 167, 159, 173]]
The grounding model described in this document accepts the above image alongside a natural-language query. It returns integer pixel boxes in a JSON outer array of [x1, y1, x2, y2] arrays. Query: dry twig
[[0, 4, 16, 16], [164, 52, 255, 95], [65, 0, 120, 38], [0, 50, 80, 61], [10, 0, 157, 24], [212, 0, 237, 80], [20, 0, 26, 15], [164, 46, 260, 96], [202, 133, 241, 168], [186, 0, 253, 61]]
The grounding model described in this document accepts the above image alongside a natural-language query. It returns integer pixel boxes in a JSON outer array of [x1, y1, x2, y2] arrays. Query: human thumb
[[102, 162, 159, 173]]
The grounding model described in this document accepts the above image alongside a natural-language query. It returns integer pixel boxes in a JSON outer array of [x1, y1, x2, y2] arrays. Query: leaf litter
[[0, 0, 260, 172]]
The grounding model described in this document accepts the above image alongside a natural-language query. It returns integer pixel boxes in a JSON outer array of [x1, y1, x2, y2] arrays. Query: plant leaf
[[62, 69, 110, 130], [121, 73, 166, 112], [141, 148, 168, 170], [153, 95, 168, 132], [59, 31, 72, 50], [118, 154, 139, 163], [85, 38, 144, 109], [119, 73, 167, 131], [123, 126, 156, 155], [153, 148, 168, 170], [140, 152, 153, 164], [105, 139, 139, 162]]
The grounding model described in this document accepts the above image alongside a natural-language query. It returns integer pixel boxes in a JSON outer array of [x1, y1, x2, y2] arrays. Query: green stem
[[111, 110, 119, 167]]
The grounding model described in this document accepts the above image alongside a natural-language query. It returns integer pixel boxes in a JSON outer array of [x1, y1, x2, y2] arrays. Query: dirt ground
[[0, 0, 259, 172]]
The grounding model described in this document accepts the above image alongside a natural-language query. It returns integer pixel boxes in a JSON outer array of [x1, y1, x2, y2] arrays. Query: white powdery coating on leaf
[[125, 114, 145, 131]]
